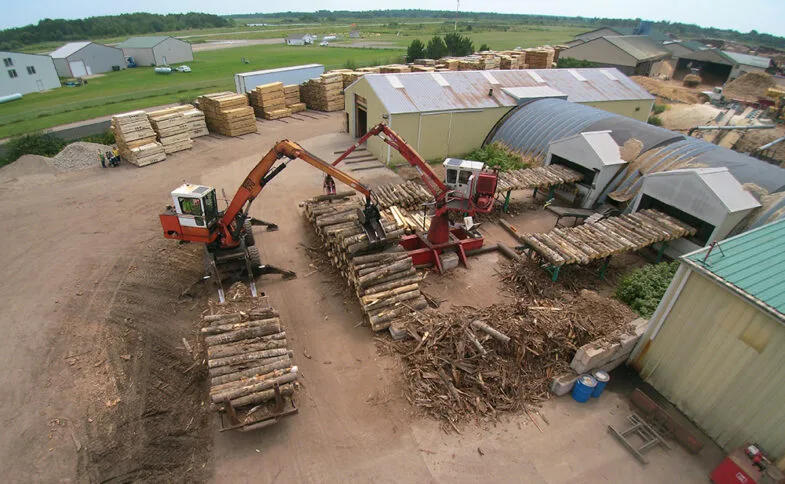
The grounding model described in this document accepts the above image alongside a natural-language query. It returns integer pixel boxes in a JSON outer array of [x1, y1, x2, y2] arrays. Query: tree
[[426, 36, 447, 59], [444, 32, 474, 56], [478, 43, 490, 52], [406, 39, 426, 63]]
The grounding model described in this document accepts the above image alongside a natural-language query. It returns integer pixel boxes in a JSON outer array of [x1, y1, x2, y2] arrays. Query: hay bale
[[683, 74, 702, 87]]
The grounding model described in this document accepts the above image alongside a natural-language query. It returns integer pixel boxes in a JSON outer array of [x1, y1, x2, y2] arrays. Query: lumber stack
[[147, 110, 193, 154], [198, 92, 257, 136], [147, 105, 209, 138], [524, 48, 555, 69], [111, 111, 166, 167], [520, 209, 696, 267], [379, 64, 411, 73], [496, 165, 584, 192], [300, 73, 344, 112], [371, 180, 433, 211], [283, 84, 306, 113], [302, 195, 427, 331], [248, 82, 293, 120], [411, 65, 436, 72], [202, 307, 298, 419]]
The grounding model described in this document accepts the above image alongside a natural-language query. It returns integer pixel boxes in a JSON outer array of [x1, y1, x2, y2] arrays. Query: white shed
[[630, 167, 760, 256], [544, 131, 627, 209], [116, 36, 193, 67], [285, 34, 315, 46], [1, 51, 61, 96], [50, 42, 125, 77]]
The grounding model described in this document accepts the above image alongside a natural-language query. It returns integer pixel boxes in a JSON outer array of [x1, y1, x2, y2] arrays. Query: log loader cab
[[442, 158, 497, 213], [160, 184, 220, 244]]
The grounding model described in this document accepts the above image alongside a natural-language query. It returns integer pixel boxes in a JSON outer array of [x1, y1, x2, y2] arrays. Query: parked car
[[319, 41, 329, 47], [175, 65, 192, 73]]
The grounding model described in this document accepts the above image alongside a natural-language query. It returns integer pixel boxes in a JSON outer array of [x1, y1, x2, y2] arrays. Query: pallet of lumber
[[147, 111, 193, 154], [302, 195, 427, 331], [283, 84, 301, 106], [379, 64, 411, 73], [198, 92, 258, 136], [299, 73, 344, 112], [288, 102, 307, 113], [263, 107, 292, 120], [524, 48, 555, 69], [249, 82, 288, 118], [147, 105, 209, 138], [128, 142, 166, 167], [111, 110, 167, 167], [496, 165, 584, 192]]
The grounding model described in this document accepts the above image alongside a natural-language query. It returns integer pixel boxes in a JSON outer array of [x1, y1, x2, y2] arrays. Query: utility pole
[[455, 0, 459, 31]]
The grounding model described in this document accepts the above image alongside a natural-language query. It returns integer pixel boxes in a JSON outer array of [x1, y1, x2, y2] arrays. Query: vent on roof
[[567, 69, 587, 81], [600, 69, 619, 81], [387, 75, 404, 89], [528, 71, 546, 83], [431, 72, 450, 87], [480, 71, 500, 85]]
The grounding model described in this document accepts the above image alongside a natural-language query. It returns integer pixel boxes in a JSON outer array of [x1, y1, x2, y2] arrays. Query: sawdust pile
[[631, 76, 700, 104], [724, 72, 776, 103], [386, 260, 636, 430]]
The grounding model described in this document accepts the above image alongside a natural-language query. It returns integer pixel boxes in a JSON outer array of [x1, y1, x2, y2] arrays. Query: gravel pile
[[51, 142, 113, 172]]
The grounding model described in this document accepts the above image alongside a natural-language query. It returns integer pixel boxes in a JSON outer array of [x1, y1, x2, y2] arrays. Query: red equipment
[[711, 444, 784, 484], [333, 123, 499, 272]]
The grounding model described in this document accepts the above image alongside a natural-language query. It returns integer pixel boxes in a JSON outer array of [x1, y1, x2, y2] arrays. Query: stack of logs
[[283, 84, 307, 113], [371, 180, 433, 210], [299, 73, 344, 112], [202, 307, 298, 417], [303, 194, 427, 331], [111, 111, 166, 167], [496, 165, 584, 192], [249, 82, 292, 120], [198, 92, 258, 136]]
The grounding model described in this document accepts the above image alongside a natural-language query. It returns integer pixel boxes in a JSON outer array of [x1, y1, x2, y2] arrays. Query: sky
[[2, 0, 784, 37]]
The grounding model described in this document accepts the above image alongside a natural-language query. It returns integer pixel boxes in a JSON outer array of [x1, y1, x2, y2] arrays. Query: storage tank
[[0, 93, 22, 104]]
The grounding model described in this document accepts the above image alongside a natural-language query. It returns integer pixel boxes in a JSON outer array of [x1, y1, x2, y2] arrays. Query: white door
[[35, 80, 44, 91], [86, 65, 92, 75], [68, 60, 87, 77]]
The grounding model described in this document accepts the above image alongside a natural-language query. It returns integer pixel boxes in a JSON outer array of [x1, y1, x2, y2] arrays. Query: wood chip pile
[[283, 84, 306, 113], [521, 209, 696, 267], [198, 92, 257, 136], [371, 180, 433, 210], [111, 111, 166, 167], [387, 284, 636, 429], [248, 82, 293, 120], [300, 73, 344, 112], [302, 193, 427, 331], [146, 109, 193, 155], [496, 165, 584, 192]]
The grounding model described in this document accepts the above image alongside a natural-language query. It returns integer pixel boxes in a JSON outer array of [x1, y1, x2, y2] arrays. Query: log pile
[[147, 110, 193, 154], [202, 303, 298, 425], [299, 73, 344, 112], [302, 195, 427, 331], [521, 209, 697, 267], [381, 205, 431, 234], [198, 92, 257, 136], [371, 180, 433, 210], [111, 111, 166, 167], [283, 84, 306, 113], [496, 165, 584, 192]]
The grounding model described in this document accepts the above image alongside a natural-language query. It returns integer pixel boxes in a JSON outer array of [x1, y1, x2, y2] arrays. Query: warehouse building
[[344, 68, 654, 164], [670, 48, 737, 84], [560, 36, 672, 77], [50, 42, 125, 77], [723, 51, 773, 79], [116, 36, 193, 66], [630, 218, 785, 466], [1, 51, 60, 96]]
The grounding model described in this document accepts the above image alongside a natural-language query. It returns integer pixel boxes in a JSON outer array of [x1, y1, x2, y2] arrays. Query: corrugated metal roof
[[722, 51, 772, 69], [644, 168, 761, 212], [678, 48, 737, 65], [116, 36, 170, 49], [682, 40, 709, 51], [603, 36, 671, 62], [50, 42, 91, 58], [683, 218, 785, 321], [362, 68, 653, 114]]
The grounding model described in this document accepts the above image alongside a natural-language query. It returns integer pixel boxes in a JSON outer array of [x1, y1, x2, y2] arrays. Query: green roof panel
[[116, 36, 170, 49]]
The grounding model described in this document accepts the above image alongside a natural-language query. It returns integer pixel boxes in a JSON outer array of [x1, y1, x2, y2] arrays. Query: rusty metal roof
[[359, 68, 653, 114]]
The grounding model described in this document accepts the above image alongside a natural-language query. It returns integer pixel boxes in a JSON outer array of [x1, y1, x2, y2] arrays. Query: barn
[[50, 42, 125, 77], [629, 218, 785, 466], [1, 51, 60, 96], [344, 68, 654, 164], [116, 36, 193, 67], [560, 36, 672, 77]]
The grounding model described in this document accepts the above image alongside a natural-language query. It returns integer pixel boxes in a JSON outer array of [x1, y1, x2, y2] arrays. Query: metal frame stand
[[608, 414, 671, 465]]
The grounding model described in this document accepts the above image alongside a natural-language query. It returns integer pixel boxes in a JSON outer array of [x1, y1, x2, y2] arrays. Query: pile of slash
[[386, 259, 636, 430]]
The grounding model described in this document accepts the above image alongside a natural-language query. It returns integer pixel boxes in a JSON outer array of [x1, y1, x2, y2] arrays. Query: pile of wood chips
[[387, 259, 636, 430]]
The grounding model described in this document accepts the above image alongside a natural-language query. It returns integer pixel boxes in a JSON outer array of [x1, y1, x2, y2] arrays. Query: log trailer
[[159, 140, 387, 302], [333, 123, 499, 272]]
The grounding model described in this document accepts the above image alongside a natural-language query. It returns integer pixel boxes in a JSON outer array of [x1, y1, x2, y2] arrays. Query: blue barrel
[[591, 370, 610, 398], [572, 374, 597, 403]]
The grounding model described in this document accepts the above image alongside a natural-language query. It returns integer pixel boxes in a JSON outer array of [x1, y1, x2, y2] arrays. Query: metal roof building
[[723, 51, 773, 80], [559, 36, 672, 77], [630, 219, 785, 464], [343, 68, 654, 164], [50, 41, 124, 77], [115, 36, 192, 66], [0, 51, 61, 96]]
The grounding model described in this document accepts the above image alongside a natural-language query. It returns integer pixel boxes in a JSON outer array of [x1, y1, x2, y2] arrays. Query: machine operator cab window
[[171, 184, 219, 228], [443, 158, 486, 199]]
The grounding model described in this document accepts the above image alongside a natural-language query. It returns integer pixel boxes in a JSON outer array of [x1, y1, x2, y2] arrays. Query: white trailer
[[235, 64, 325, 94]]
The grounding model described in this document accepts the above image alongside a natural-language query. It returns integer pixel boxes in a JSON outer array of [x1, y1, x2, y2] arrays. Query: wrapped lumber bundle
[[379, 64, 411, 73], [299, 73, 344, 112], [371, 180, 433, 211], [202, 306, 298, 428], [147, 110, 193, 154], [198, 92, 257, 136], [111, 111, 166, 167], [302, 195, 427, 331]]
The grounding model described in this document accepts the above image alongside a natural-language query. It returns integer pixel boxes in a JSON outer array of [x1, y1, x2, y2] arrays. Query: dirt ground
[[0, 113, 724, 482]]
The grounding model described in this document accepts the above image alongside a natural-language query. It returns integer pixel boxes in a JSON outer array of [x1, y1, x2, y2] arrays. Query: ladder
[[608, 414, 671, 465]]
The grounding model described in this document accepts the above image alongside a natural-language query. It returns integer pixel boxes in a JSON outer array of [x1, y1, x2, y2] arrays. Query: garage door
[[69, 60, 87, 77]]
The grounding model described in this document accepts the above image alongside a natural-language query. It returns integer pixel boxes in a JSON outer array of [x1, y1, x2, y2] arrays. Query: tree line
[[406, 33, 477, 62], [0, 13, 231, 50]]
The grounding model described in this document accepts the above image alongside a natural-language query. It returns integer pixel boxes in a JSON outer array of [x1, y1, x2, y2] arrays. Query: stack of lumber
[[444, 59, 461, 70], [148, 105, 209, 138], [340, 71, 365, 88], [248, 82, 290, 120], [458, 58, 483, 70], [413, 59, 437, 66], [356, 66, 381, 73], [381, 205, 431, 234], [198, 92, 257, 136], [496, 165, 584, 192], [499, 55, 521, 70], [283, 84, 306, 113], [520, 209, 696, 267], [111, 111, 166, 167], [371, 180, 433, 210], [302, 194, 427, 331], [379, 64, 411, 73], [202, 307, 298, 420], [524, 48, 555, 69], [300, 73, 344, 112], [411, 65, 436, 72], [147, 109, 193, 154]]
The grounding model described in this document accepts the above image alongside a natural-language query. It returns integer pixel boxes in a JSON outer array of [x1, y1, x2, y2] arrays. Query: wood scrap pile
[[299, 73, 343, 112], [389, 287, 636, 429], [496, 165, 584, 192], [283, 84, 306, 113], [198, 92, 257, 136], [147, 109, 193, 155], [372, 180, 433, 210], [302, 193, 427, 331], [111, 111, 166, 167], [248, 82, 292, 120], [521, 209, 696, 267]]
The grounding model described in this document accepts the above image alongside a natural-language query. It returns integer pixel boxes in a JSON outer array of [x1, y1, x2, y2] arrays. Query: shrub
[[464, 142, 528, 171], [615, 262, 679, 317], [478, 43, 491, 52], [406, 39, 426, 63], [343, 59, 358, 70], [1, 132, 66, 166], [647, 115, 663, 126], [79, 129, 115, 146], [557, 57, 598, 68], [652, 103, 667, 115]]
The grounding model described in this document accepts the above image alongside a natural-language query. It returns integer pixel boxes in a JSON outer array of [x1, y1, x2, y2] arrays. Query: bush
[[652, 103, 667, 115], [647, 115, 663, 126], [478, 43, 491, 52], [406, 39, 426, 63], [79, 129, 115, 146], [557, 57, 598, 68], [343, 59, 358, 70], [1, 132, 66, 166], [615, 262, 679, 317], [464, 142, 528, 171]]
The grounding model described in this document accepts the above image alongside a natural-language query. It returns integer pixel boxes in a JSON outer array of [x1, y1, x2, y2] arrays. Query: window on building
[[26, 66, 36, 75], [2, 57, 13, 67], [8, 69, 18, 79]]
